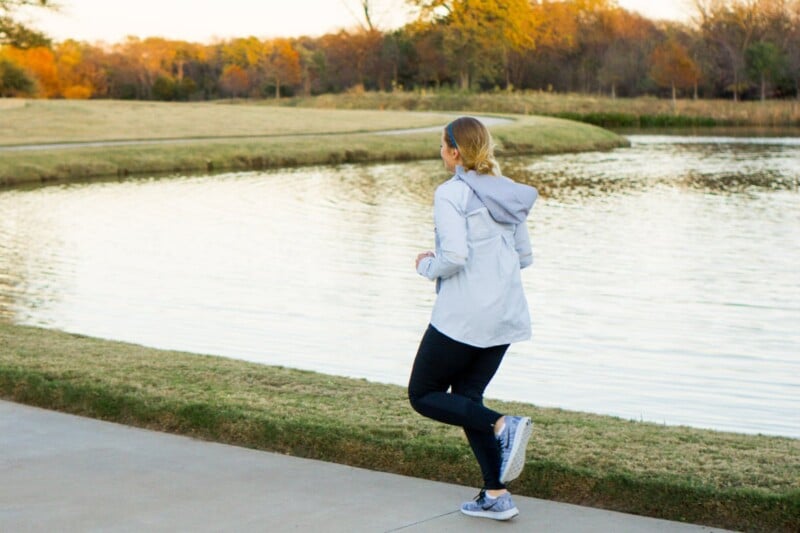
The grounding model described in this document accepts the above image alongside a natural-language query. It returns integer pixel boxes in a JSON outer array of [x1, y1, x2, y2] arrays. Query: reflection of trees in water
[[501, 141, 800, 200], [677, 170, 799, 193], [320, 145, 799, 209]]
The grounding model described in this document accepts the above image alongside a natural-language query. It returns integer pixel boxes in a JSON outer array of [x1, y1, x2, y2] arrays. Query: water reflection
[[506, 135, 799, 198], [0, 135, 798, 438]]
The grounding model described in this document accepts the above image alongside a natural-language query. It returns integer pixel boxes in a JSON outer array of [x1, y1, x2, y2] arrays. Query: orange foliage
[[267, 38, 301, 97], [3, 46, 59, 96], [61, 84, 92, 99], [650, 40, 702, 95], [219, 64, 249, 97]]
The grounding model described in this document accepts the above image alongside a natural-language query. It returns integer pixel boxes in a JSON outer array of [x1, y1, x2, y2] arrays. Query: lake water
[[1, 134, 798, 438]]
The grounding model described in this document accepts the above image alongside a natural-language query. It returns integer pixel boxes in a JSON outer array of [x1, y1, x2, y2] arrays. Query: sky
[[21, 0, 694, 44]]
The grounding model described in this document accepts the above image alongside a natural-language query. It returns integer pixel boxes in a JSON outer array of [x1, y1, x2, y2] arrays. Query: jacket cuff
[[417, 256, 435, 279]]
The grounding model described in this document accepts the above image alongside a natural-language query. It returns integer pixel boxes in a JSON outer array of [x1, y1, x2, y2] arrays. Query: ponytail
[[445, 117, 501, 176]]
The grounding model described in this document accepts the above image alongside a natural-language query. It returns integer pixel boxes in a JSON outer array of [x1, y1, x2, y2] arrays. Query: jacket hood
[[455, 166, 538, 225]]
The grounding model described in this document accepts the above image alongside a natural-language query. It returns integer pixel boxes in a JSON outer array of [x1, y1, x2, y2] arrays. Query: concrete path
[[0, 400, 730, 532]]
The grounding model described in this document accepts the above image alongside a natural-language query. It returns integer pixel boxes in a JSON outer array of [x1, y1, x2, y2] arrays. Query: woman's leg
[[408, 325, 508, 489], [452, 343, 508, 491], [408, 325, 504, 431]]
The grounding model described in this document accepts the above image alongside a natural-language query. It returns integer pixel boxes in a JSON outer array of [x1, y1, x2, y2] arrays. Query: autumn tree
[[220, 37, 267, 95], [264, 38, 301, 97], [55, 40, 108, 98], [597, 9, 657, 97], [110, 37, 178, 99], [520, 0, 580, 90], [219, 64, 249, 97], [316, 30, 379, 91], [2, 44, 57, 95], [409, 0, 536, 89], [651, 40, 702, 105]]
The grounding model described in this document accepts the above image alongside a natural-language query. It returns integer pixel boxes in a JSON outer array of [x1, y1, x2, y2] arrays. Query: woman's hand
[[415, 251, 434, 270]]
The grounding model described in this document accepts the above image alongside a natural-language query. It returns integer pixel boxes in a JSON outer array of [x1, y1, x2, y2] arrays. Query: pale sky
[[22, 0, 693, 44]]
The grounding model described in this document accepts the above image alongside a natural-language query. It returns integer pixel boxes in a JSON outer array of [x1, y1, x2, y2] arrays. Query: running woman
[[409, 116, 537, 521]]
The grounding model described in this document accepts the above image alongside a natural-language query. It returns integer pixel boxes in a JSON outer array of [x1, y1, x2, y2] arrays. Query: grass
[[0, 100, 627, 187], [274, 91, 800, 128], [1, 323, 798, 532], [0, 99, 458, 145]]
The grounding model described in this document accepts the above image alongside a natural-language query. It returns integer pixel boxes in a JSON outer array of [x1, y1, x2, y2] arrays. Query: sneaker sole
[[499, 417, 533, 483], [460, 506, 520, 521]]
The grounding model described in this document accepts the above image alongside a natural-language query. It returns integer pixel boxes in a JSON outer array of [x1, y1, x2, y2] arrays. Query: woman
[[408, 116, 537, 521]]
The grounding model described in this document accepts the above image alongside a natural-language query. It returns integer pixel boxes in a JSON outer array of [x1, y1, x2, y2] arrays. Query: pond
[[1, 134, 798, 438]]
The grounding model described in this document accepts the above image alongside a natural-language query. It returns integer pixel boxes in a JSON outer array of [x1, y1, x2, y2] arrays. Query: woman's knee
[[451, 384, 482, 404], [407, 386, 424, 414]]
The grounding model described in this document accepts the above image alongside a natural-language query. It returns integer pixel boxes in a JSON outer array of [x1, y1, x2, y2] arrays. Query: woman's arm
[[514, 221, 533, 269], [417, 186, 468, 280]]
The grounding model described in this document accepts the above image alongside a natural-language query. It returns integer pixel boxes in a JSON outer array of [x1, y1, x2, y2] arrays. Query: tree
[[0, 0, 51, 47], [409, 22, 449, 88], [694, 0, 760, 101], [293, 37, 324, 96], [55, 40, 107, 99], [597, 9, 657, 97], [219, 64, 249, 97], [650, 40, 702, 105], [264, 38, 301, 98], [745, 40, 784, 100], [0, 56, 33, 95], [2, 45, 58, 95], [220, 37, 267, 96], [408, 0, 536, 90], [789, 0, 800, 98]]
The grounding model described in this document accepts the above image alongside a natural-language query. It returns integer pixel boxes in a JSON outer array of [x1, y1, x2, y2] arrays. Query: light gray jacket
[[417, 166, 537, 347]]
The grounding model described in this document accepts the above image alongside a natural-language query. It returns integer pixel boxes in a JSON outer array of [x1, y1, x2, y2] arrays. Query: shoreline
[[1, 323, 797, 532]]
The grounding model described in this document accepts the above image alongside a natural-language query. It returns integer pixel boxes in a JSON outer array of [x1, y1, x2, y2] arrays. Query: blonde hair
[[444, 116, 500, 176]]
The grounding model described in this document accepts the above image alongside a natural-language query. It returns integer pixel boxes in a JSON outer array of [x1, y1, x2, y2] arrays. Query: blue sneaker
[[498, 416, 533, 483], [460, 490, 519, 520]]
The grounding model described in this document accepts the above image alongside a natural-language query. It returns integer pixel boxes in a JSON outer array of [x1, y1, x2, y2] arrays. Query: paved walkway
[[0, 400, 730, 532]]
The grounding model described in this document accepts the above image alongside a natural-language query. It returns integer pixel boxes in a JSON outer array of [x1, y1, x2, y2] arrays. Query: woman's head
[[441, 116, 500, 176]]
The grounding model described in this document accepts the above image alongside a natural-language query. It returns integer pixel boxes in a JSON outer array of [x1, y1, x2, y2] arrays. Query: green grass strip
[[1, 323, 797, 531]]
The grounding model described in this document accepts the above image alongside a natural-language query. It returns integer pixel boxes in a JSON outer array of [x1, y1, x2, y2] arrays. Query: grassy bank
[[1, 323, 797, 531], [274, 91, 800, 129], [1, 100, 458, 145], [0, 100, 627, 187]]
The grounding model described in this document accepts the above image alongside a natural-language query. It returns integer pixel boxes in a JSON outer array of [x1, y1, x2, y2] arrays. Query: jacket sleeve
[[514, 221, 533, 269], [417, 185, 468, 280]]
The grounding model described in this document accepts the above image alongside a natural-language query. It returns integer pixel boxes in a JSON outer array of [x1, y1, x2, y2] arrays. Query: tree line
[[1, 0, 798, 101]]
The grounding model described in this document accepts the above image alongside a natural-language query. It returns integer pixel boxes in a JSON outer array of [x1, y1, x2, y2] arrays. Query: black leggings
[[408, 324, 509, 490]]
